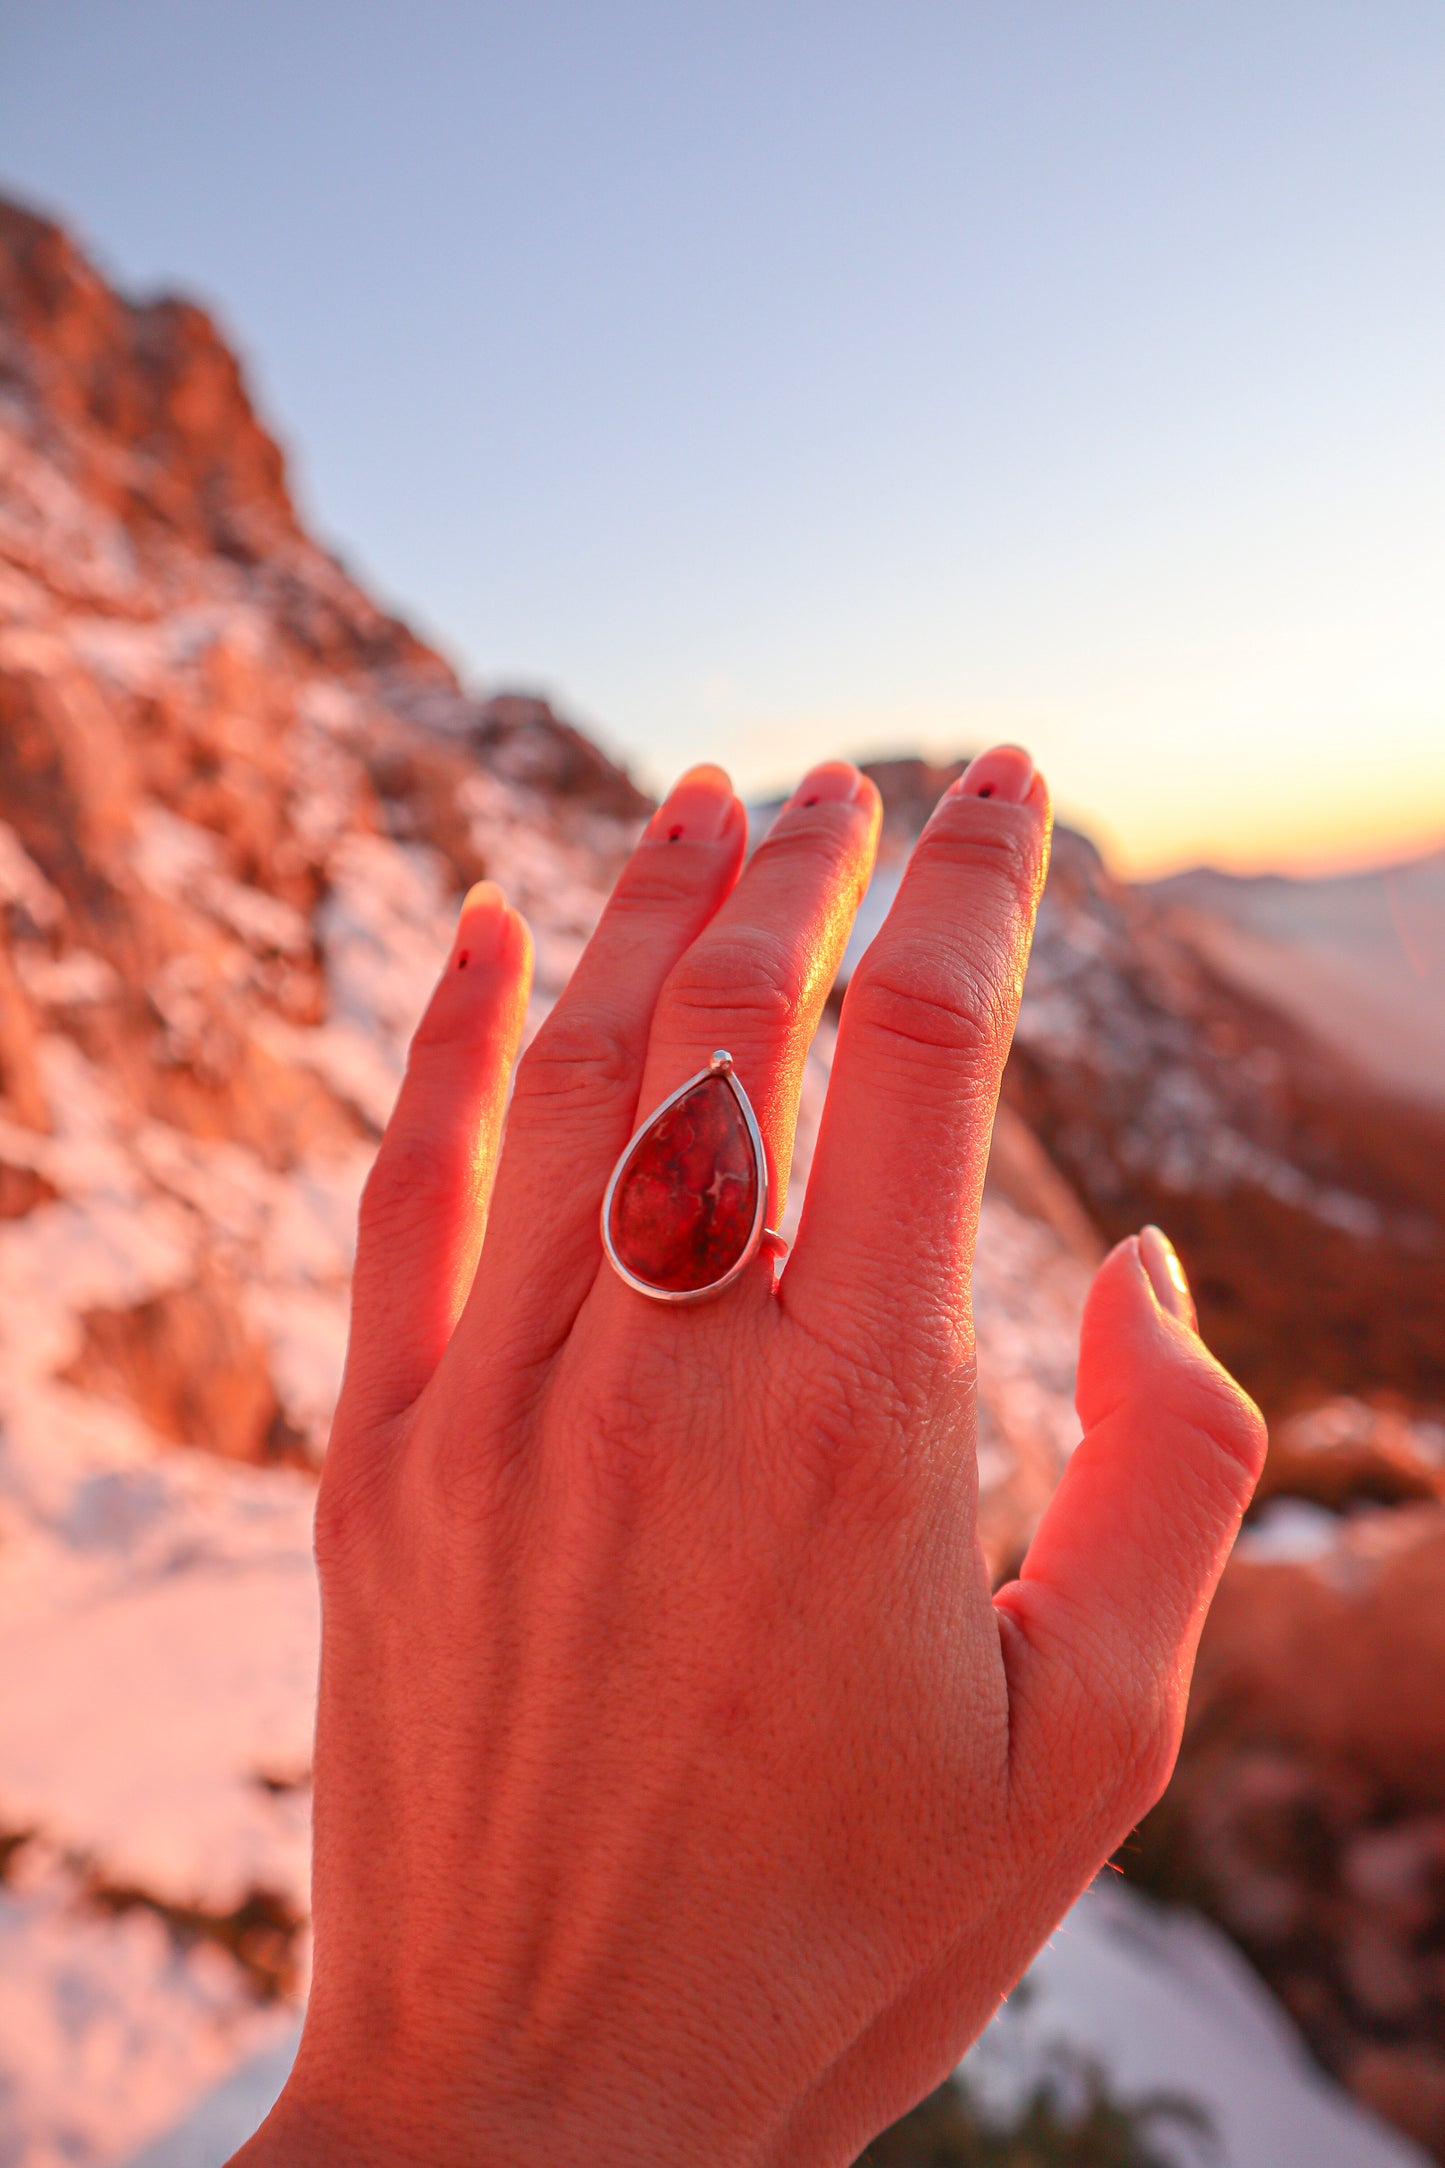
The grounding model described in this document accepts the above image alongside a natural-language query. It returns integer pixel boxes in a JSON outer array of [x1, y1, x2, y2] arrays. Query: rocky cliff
[[1127, 1401, 1445, 2159], [1, 197, 1440, 2166], [0, 201, 1096, 2162]]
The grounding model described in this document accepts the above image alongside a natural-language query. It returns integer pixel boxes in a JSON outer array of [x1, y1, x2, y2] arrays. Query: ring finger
[[597, 760, 881, 1316]]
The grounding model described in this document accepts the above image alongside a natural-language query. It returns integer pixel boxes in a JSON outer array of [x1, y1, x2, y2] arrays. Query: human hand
[[234, 748, 1265, 2167]]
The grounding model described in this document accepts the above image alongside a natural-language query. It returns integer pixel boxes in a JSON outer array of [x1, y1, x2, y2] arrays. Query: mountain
[[0, 200, 1100, 2162], [1149, 853, 1445, 1113], [2, 195, 1441, 2165]]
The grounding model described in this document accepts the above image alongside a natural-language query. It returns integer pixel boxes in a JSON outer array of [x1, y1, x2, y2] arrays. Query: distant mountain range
[[1150, 852, 1445, 1112]]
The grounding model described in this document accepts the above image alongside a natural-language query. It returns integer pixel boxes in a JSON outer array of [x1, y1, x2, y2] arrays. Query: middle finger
[[607, 761, 881, 1308]]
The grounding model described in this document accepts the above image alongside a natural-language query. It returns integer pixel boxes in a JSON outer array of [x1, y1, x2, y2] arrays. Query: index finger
[[783, 747, 1051, 1377]]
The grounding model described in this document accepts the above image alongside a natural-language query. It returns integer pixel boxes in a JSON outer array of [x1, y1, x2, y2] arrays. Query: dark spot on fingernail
[[978, 785, 994, 798], [803, 796, 819, 807], [457, 952, 469, 968], [668, 824, 684, 841]]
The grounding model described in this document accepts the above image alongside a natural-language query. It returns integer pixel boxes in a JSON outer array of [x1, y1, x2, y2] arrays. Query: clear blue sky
[[3, 2, 1443, 872]]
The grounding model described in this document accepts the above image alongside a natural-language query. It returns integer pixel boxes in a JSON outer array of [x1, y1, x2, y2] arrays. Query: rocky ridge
[[0, 202, 1095, 2163], [1, 197, 1441, 2167]]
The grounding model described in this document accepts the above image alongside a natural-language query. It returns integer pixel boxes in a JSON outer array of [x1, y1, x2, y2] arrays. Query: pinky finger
[[337, 881, 532, 1436]]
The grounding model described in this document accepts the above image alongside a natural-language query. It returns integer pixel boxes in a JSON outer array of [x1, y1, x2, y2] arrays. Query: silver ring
[[602, 1050, 779, 1302]]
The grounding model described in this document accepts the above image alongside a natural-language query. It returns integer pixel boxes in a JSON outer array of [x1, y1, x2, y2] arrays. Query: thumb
[[994, 1230, 1267, 1849]]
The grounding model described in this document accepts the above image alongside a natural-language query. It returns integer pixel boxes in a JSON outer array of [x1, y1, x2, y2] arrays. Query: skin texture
[[232, 750, 1266, 2168]]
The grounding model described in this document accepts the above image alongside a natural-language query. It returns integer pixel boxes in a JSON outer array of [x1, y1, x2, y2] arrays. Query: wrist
[[228, 2051, 795, 2168]]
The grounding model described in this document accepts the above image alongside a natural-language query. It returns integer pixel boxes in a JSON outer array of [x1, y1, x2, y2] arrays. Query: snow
[[0, 1853, 298, 2168], [12, 948, 122, 1005], [965, 1879, 1429, 2167], [0, 1554, 317, 1906], [130, 808, 310, 960], [317, 834, 456, 1047], [1235, 1497, 1344, 1563]]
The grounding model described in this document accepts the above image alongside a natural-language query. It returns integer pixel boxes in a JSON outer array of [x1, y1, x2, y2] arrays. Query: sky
[[2, 1, 1443, 876]]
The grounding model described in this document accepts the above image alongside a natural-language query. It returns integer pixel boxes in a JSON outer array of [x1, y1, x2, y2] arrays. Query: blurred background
[[0, 5, 1441, 2164]]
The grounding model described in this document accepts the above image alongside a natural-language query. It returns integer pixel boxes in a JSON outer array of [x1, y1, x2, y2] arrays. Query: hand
[[234, 748, 1265, 2167]]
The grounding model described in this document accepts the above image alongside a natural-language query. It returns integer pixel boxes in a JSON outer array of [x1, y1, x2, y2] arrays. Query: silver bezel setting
[[600, 1049, 770, 1304]]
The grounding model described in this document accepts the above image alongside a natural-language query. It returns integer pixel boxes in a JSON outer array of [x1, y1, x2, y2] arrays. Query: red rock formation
[[1259, 1398, 1445, 1515], [0, 193, 650, 1467], [59, 1262, 307, 1465], [1129, 1459, 1445, 2158]]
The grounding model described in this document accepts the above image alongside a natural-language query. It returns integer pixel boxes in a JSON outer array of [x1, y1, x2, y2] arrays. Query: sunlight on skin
[[230, 753, 1268, 2168]]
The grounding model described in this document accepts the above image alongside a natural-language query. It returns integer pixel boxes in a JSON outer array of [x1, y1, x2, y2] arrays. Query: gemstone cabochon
[[607, 1073, 760, 1294]]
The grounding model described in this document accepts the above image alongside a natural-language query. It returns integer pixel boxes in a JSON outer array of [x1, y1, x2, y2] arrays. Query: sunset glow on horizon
[[745, 727, 1445, 886], [728, 674, 1445, 882], [4, 2, 1442, 884]]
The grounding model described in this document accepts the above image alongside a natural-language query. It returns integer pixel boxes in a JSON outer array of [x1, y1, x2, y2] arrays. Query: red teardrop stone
[[608, 1073, 760, 1293]]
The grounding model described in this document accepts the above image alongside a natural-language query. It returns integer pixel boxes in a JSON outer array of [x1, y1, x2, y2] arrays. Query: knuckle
[[661, 930, 803, 1032], [1013, 1614, 1182, 1843], [751, 811, 858, 877], [409, 986, 489, 1059], [1109, 1683, 1183, 1826], [608, 854, 716, 918], [420, 1421, 511, 1530], [313, 1448, 388, 1580], [1161, 1361, 1270, 1495], [359, 1126, 454, 1239], [801, 1383, 916, 1515], [1056, 1657, 1179, 1837], [511, 1006, 637, 1115], [919, 806, 1042, 899], [1071, 1630, 1186, 1828], [845, 944, 1011, 1064], [781, 1326, 931, 1512], [1201, 1381, 1269, 1488], [573, 1350, 679, 1496]]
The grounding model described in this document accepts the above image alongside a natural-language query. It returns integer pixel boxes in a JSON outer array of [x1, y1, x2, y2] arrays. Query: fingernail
[[645, 763, 736, 843], [785, 760, 865, 810], [949, 745, 1035, 804], [453, 880, 509, 969], [1139, 1225, 1196, 1328]]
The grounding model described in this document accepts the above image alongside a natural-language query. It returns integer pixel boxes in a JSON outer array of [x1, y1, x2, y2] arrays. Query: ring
[[601, 1050, 784, 1302]]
